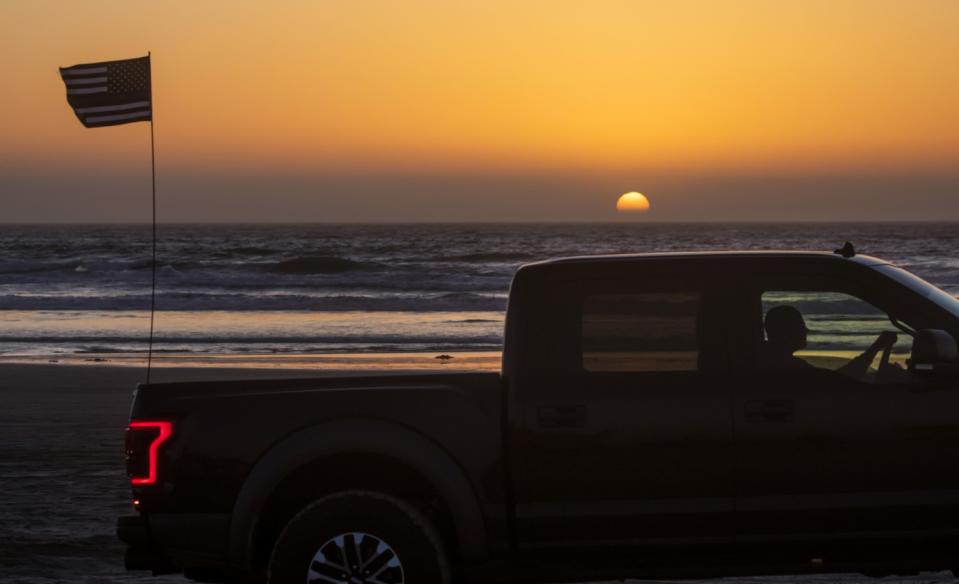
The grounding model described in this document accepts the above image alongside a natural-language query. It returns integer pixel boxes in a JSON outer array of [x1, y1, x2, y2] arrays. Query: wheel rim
[[307, 532, 405, 584]]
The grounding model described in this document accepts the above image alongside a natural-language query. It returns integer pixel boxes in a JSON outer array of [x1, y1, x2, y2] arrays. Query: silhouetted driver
[[762, 305, 898, 378], [761, 306, 813, 370]]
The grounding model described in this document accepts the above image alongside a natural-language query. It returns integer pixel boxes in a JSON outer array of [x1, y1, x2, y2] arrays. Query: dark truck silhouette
[[119, 249, 959, 583]]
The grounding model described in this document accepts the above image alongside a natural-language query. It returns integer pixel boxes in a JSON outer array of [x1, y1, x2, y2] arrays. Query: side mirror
[[910, 329, 959, 374]]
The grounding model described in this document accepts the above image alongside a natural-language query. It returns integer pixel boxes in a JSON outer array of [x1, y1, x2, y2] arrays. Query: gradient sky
[[2, 0, 957, 222]]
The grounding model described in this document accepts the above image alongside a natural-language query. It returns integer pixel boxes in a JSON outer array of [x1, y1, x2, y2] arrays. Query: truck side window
[[582, 292, 701, 372], [761, 290, 911, 382]]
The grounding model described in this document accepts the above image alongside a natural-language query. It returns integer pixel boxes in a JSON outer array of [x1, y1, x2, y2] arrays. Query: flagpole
[[59, 54, 157, 380], [146, 51, 157, 384]]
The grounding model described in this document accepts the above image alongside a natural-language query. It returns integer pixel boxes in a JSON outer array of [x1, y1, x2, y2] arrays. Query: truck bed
[[125, 371, 507, 574]]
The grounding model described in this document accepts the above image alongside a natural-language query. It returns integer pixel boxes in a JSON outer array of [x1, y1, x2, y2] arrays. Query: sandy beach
[[2, 359, 957, 584], [0, 362, 180, 583]]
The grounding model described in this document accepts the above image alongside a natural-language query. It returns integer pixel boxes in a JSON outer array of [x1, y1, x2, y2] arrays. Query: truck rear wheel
[[267, 490, 450, 584]]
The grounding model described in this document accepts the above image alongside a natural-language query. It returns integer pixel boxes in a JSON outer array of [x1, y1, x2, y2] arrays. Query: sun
[[616, 192, 650, 213]]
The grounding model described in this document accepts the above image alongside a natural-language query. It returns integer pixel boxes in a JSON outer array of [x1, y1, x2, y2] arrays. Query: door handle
[[536, 405, 586, 429], [745, 400, 795, 423]]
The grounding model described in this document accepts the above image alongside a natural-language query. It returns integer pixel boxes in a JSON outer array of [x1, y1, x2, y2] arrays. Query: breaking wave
[[264, 256, 379, 274]]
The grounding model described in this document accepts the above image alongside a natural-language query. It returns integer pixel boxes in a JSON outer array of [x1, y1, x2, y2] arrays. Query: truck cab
[[506, 251, 959, 556]]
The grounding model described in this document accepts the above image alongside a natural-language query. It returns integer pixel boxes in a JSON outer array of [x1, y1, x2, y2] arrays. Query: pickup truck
[[119, 248, 959, 584]]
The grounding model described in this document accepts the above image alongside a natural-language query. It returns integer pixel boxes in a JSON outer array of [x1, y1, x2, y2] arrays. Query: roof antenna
[[834, 241, 856, 258]]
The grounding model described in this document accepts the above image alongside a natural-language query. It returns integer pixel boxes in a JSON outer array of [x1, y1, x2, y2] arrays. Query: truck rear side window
[[582, 292, 701, 372]]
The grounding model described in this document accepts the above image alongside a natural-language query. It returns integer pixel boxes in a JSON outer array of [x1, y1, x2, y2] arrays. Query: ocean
[[1, 222, 958, 358]]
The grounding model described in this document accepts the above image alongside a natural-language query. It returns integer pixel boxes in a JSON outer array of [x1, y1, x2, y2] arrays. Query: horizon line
[[3, 219, 959, 226]]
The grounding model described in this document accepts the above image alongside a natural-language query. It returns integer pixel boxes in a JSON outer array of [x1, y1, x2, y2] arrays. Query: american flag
[[59, 55, 151, 128]]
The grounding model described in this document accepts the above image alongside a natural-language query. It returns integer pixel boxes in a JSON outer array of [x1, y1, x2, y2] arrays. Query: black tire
[[268, 490, 450, 584]]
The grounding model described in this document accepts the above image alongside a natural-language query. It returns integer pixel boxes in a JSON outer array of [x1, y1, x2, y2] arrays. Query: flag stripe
[[84, 110, 151, 123], [65, 76, 108, 86], [75, 100, 151, 114], [62, 73, 104, 80], [67, 87, 108, 95], [61, 66, 108, 76]]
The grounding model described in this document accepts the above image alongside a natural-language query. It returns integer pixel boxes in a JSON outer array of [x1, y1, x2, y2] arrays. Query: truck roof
[[526, 250, 890, 269]]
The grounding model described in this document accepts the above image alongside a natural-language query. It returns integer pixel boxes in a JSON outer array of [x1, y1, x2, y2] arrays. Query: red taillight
[[126, 420, 173, 486]]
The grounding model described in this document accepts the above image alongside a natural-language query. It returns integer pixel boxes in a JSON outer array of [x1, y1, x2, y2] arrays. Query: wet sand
[[1, 361, 956, 584]]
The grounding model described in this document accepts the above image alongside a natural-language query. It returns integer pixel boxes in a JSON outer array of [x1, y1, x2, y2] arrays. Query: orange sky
[[2, 1, 958, 221]]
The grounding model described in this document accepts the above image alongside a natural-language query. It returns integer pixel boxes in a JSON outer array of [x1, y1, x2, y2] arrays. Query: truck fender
[[228, 418, 488, 568]]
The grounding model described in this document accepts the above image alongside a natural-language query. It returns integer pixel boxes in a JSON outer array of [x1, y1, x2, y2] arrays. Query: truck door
[[510, 269, 737, 549], [730, 272, 959, 539]]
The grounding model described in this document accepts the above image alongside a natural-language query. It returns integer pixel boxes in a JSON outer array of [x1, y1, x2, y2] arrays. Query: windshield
[[875, 265, 959, 319]]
